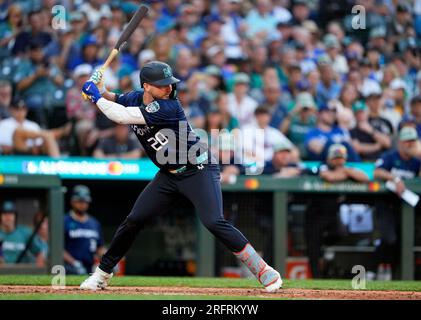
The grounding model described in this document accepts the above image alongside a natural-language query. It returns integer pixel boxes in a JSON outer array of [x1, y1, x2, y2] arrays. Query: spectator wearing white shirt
[[79, 0, 112, 28], [241, 106, 299, 170], [0, 99, 61, 156], [228, 73, 258, 128]]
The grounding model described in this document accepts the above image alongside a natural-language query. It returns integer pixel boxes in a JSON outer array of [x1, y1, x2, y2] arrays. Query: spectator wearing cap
[[363, 82, 395, 138], [93, 123, 143, 159], [290, 0, 312, 26], [263, 140, 305, 177], [304, 102, 360, 161], [259, 82, 288, 130], [282, 62, 304, 100], [0, 200, 46, 266], [14, 39, 64, 126], [67, 34, 103, 71], [387, 3, 413, 51], [350, 101, 392, 162], [64, 185, 105, 275], [389, 78, 409, 116], [242, 106, 298, 168], [374, 126, 421, 278], [315, 56, 341, 106], [323, 33, 349, 77], [294, 41, 317, 75], [0, 99, 64, 156], [244, 0, 278, 40], [79, 0, 112, 27], [319, 143, 369, 183], [177, 82, 205, 129], [399, 95, 421, 139], [367, 26, 390, 57], [0, 79, 12, 120], [305, 143, 368, 278], [201, 65, 227, 103], [12, 9, 52, 56], [281, 92, 317, 158], [66, 64, 97, 155], [227, 73, 258, 128]]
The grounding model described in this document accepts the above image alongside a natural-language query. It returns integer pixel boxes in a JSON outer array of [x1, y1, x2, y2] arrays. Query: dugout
[[0, 174, 63, 274], [1, 167, 420, 280], [60, 176, 421, 280]]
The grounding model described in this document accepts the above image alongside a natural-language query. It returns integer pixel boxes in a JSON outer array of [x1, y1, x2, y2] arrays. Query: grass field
[[1, 275, 421, 300]]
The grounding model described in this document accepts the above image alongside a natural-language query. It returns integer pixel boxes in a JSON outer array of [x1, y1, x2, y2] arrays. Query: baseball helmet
[[139, 61, 180, 87]]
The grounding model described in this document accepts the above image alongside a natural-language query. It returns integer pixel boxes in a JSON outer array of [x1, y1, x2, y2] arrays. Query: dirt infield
[[1, 285, 421, 299]]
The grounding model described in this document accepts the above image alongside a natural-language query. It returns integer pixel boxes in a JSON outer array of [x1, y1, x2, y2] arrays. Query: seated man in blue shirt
[[373, 126, 421, 280], [304, 103, 360, 161], [64, 185, 105, 275]]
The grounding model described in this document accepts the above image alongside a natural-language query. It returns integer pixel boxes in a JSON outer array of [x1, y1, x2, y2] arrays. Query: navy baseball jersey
[[64, 213, 103, 270], [116, 90, 210, 170], [375, 150, 421, 179]]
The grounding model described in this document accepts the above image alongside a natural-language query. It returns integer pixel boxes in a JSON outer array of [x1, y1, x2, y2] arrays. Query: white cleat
[[80, 267, 113, 291], [259, 266, 283, 293]]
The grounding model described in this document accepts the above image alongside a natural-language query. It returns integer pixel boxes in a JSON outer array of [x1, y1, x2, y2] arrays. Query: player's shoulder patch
[[145, 101, 160, 113]]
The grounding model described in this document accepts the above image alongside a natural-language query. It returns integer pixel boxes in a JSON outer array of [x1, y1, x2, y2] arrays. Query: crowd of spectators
[[0, 0, 418, 165]]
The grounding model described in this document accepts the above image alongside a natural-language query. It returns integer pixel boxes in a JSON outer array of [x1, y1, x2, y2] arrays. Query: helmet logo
[[145, 101, 160, 113], [163, 67, 172, 78]]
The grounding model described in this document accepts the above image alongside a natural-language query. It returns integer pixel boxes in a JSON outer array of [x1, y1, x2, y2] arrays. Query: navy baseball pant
[[100, 164, 249, 274]]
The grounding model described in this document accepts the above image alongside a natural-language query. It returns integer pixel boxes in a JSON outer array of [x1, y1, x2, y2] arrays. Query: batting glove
[[82, 81, 101, 103], [89, 68, 105, 94]]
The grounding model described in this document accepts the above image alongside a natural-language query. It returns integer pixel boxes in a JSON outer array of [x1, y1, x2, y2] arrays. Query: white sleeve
[[96, 97, 146, 125]]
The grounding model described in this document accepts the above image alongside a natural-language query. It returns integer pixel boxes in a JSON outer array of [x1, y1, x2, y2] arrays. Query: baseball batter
[[80, 61, 282, 292]]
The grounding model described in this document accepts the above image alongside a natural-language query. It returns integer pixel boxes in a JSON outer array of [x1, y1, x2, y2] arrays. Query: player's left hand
[[82, 81, 101, 103]]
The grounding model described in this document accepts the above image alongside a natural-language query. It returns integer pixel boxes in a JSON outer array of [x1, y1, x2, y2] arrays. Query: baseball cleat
[[259, 265, 283, 292], [79, 267, 113, 291]]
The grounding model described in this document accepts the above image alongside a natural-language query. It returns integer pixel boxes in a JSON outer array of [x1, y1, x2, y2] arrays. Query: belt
[[168, 152, 208, 174]]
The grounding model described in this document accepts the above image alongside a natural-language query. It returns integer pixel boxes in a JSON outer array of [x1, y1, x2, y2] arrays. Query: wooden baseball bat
[[82, 5, 149, 100]]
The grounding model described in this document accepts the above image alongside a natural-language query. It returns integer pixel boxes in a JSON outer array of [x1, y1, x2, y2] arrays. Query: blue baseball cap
[[1, 200, 17, 214], [71, 185, 92, 203], [82, 35, 98, 48]]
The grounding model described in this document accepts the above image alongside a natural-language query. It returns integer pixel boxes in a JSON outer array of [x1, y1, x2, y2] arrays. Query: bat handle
[[102, 48, 119, 71]]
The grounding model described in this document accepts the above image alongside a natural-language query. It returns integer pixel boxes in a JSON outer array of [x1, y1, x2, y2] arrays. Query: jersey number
[[147, 132, 169, 151]]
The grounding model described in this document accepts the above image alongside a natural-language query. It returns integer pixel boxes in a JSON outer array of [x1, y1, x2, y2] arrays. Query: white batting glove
[[89, 68, 105, 94]]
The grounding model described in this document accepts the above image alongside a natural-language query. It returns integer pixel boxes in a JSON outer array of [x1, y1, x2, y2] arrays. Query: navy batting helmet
[[139, 61, 180, 87]]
